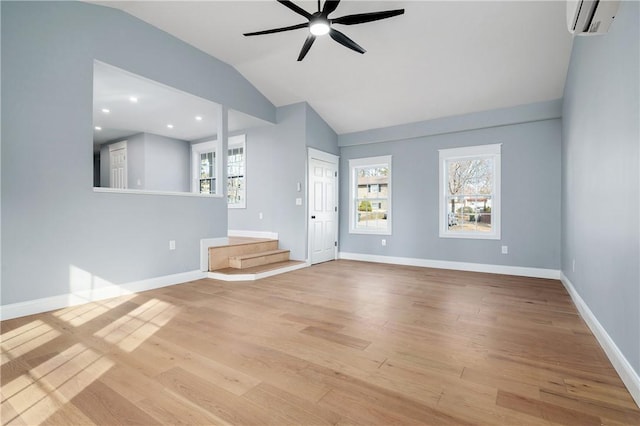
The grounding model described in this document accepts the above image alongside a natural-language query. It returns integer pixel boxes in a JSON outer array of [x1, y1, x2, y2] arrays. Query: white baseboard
[[0, 270, 206, 321], [560, 273, 640, 408], [338, 252, 560, 280], [208, 261, 309, 282], [228, 230, 278, 240]]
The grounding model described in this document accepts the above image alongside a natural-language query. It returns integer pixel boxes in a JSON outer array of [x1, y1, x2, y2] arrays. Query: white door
[[309, 155, 338, 264], [109, 141, 127, 189]]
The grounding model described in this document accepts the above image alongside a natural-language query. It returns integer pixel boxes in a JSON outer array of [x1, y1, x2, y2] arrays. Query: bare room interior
[[1, 0, 639, 424]]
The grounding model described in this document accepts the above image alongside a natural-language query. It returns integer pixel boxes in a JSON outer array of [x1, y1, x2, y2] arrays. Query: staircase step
[[208, 238, 279, 271], [228, 249, 290, 269]]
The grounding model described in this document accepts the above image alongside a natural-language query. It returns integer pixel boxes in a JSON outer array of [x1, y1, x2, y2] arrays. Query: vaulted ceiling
[[93, 1, 574, 135]]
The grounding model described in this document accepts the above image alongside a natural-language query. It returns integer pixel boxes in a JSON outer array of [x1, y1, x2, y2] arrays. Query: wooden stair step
[[208, 238, 279, 271], [228, 249, 290, 269]]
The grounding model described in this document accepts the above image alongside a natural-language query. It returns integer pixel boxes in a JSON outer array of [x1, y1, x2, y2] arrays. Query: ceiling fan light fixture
[[309, 19, 330, 36], [243, 1, 405, 61]]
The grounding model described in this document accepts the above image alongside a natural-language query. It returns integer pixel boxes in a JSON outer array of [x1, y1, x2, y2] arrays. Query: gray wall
[[228, 102, 338, 261], [228, 104, 307, 260], [306, 105, 339, 156], [143, 133, 190, 192], [1, 1, 275, 305], [339, 104, 562, 270], [562, 1, 639, 374]]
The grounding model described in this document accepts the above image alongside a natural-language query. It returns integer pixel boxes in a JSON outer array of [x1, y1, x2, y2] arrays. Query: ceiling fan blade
[[297, 34, 316, 61], [331, 9, 404, 26], [329, 28, 365, 54], [321, 0, 340, 17], [277, 0, 312, 20], [244, 22, 308, 36]]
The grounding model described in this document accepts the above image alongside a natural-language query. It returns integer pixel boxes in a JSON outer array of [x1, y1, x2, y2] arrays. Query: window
[[227, 135, 246, 208], [349, 155, 392, 234], [199, 151, 215, 193], [439, 144, 501, 239], [191, 135, 245, 202], [192, 140, 220, 195]]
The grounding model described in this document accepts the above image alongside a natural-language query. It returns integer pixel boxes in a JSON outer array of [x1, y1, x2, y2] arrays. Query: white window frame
[[438, 143, 501, 240], [227, 134, 246, 209], [191, 139, 222, 196], [349, 155, 392, 235]]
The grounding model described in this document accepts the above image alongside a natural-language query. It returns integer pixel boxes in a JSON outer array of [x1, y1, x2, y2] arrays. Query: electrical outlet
[[259, 212, 263, 220], [169, 240, 176, 250], [381, 239, 386, 246], [501, 245, 508, 254]]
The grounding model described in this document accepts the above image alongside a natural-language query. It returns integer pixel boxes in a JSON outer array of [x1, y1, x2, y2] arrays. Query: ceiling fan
[[244, 0, 405, 61]]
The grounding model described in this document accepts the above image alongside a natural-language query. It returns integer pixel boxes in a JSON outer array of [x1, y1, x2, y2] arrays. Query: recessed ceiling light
[[195, 116, 203, 121], [94, 126, 102, 131], [129, 96, 138, 103], [167, 124, 174, 129], [101, 108, 110, 113]]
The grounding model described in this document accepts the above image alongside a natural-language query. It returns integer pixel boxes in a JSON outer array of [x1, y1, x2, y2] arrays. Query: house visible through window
[[349, 155, 392, 235], [439, 144, 501, 239]]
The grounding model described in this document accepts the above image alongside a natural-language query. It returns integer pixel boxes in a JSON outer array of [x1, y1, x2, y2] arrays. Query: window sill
[[349, 229, 392, 236], [93, 187, 222, 198], [439, 231, 500, 240]]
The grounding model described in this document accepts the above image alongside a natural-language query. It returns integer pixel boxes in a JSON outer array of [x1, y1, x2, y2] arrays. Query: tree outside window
[[439, 144, 501, 239]]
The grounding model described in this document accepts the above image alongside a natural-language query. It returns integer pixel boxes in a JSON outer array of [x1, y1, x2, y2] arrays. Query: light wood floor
[[2, 260, 639, 425]]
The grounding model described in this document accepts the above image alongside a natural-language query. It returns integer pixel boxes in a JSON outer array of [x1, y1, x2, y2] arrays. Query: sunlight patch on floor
[[1, 320, 61, 366], [1, 343, 114, 424], [53, 293, 135, 327], [93, 298, 179, 352]]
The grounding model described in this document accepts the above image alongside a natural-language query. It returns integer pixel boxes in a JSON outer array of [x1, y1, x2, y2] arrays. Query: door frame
[[307, 148, 340, 264]]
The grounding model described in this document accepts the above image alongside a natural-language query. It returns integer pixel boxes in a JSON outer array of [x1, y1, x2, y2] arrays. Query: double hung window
[[439, 144, 501, 239], [349, 156, 392, 235]]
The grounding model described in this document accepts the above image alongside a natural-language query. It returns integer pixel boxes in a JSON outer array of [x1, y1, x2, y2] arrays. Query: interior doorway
[[308, 148, 339, 264], [109, 141, 127, 189]]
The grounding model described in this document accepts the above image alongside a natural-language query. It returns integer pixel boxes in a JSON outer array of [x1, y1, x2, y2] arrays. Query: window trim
[[349, 155, 392, 235], [191, 139, 222, 196], [227, 134, 246, 209], [438, 143, 501, 240]]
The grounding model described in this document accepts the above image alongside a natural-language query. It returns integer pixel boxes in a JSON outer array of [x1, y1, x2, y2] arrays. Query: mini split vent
[[567, 0, 621, 35]]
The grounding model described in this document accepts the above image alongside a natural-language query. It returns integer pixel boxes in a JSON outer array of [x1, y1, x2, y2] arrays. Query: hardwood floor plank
[[243, 382, 341, 425], [300, 326, 371, 350], [540, 388, 640, 425], [71, 380, 160, 425], [496, 389, 602, 425], [136, 388, 229, 425], [319, 388, 425, 425], [155, 366, 287, 425], [2, 260, 638, 425]]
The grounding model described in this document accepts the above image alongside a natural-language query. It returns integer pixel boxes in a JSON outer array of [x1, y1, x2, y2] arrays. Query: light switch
[[295, 198, 302, 205]]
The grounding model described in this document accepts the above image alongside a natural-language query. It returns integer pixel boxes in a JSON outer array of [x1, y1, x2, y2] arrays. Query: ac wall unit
[[567, 0, 620, 35]]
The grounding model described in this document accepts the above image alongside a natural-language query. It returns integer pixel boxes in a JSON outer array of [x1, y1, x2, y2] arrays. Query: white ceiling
[[93, 0, 574, 135], [93, 61, 269, 147]]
